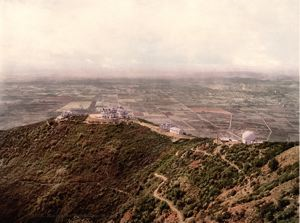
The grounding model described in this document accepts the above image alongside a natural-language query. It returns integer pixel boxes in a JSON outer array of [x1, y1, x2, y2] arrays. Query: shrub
[[258, 202, 276, 219], [277, 198, 290, 210], [268, 158, 279, 171], [159, 201, 169, 213], [215, 211, 231, 222], [277, 206, 296, 220], [290, 184, 299, 195], [243, 163, 251, 172], [254, 158, 266, 168]]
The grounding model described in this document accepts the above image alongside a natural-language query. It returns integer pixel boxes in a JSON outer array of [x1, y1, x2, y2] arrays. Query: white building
[[55, 110, 73, 121], [160, 123, 173, 131], [170, 127, 183, 135], [242, 131, 256, 144]]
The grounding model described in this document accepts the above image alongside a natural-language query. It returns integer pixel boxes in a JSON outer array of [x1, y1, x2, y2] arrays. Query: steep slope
[[0, 116, 172, 223], [0, 116, 298, 223], [155, 141, 299, 222]]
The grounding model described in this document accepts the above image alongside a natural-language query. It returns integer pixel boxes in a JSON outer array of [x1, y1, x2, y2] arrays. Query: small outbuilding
[[170, 127, 183, 135], [55, 110, 73, 122], [160, 123, 173, 131]]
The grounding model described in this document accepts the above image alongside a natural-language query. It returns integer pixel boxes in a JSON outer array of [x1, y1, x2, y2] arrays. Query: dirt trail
[[192, 146, 242, 173], [216, 145, 252, 189], [153, 173, 185, 223], [193, 145, 251, 189], [111, 188, 131, 197], [219, 154, 242, 173]]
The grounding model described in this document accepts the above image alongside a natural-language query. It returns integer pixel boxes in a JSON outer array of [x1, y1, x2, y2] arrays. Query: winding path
[[219, 154, 242, 173], [153, 173, 185, 223], [192, 146, 242, 173]]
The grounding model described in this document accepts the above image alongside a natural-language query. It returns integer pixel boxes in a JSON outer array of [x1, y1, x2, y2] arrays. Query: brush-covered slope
[[0, 116, 172, 223], [0, 116, 299, 223]]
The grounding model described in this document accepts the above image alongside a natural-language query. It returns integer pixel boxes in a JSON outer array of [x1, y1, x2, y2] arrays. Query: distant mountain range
[[1, 68, 299, 83]]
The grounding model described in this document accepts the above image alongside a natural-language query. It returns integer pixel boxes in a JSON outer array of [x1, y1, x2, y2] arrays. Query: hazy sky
[[1, 0, 299, 76]]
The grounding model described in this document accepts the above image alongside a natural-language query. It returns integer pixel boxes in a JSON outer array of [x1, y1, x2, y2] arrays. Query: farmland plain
[[0, 76, 298, 141]]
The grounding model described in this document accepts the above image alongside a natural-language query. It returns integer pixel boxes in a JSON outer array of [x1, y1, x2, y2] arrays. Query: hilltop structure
[[160, 123, 173, 131], [160, 122, 184, 135], [169, 126, 184, 135], [96, 106, 131, 119], [55, 110, 74, 122], [242, 130, 256, 144], [85, 106, 132, 124]]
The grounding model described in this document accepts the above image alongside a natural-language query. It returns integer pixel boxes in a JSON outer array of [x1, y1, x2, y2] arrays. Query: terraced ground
[[0, 116, 298, 223]]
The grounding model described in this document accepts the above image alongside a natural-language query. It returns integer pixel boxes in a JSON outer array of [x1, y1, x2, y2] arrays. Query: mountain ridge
[[0, 116, 298, 223]]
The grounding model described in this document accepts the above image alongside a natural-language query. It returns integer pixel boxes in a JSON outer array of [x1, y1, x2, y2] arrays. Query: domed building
[[242, 131, 256, 144]]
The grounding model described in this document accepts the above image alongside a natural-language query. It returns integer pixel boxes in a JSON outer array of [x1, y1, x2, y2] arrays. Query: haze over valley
[[0, 75, 299, 142], [0, 0, 299, 222]]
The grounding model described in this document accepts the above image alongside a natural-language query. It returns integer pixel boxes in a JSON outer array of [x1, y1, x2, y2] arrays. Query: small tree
[[268, 158, 279, 171]]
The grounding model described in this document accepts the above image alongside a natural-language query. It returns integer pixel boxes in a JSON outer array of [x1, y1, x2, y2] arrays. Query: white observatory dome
[[242, 131, 256, 144]]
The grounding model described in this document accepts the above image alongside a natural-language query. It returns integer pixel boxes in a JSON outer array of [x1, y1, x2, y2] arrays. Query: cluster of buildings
[[160, 123, 184, 135], [55, 106, 132, 123], [95, 106, 131, 119], [55, 108, 258, 144], [55, 110, 75, 122]]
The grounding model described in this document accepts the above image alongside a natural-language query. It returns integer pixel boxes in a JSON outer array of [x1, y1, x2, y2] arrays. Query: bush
[[259, 202, 276, 219], [243, 163, 251, 172], [254, 158, 266, 168], [268, 158, 279, 171], [277, 206, 296, 220], [277, 198, 290, 210], [159, 201, 169, 213], [290, 184, 299, 195], [215, 211, 231, 222]]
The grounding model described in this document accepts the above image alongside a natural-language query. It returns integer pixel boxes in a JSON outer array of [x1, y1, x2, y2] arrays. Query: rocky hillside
[[0, 116, 298, 223]]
